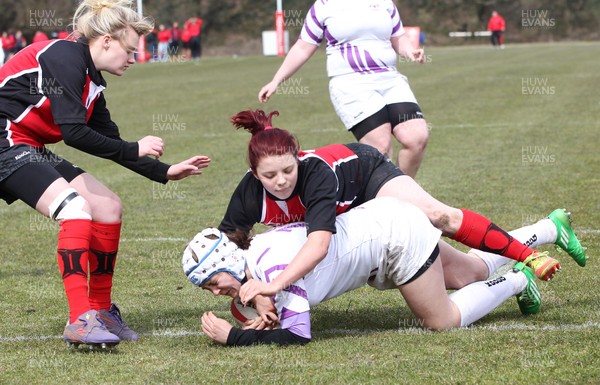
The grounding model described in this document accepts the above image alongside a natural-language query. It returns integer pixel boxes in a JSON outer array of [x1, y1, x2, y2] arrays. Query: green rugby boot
[[548, 209, 587, 267], [513, 262, 542, 315]]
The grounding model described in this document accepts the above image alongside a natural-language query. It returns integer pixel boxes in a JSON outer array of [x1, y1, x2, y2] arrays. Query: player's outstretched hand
[[201, 311, 232, 345], [239, 278, 280, 306], [138, 135, 164, 158], [250, 295, 279, 330], [258, 80, 278, 103], [242, 315, 277, 331], [167, 155, 211, 180]]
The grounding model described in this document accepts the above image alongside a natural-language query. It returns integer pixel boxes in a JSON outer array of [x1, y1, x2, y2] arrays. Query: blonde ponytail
[[72, 0, 153, 42]]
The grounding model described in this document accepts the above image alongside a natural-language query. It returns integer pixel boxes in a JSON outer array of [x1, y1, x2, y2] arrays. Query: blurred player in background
[[487, 10, 506, 48], [259, 0, 428, 178], [156, 24, 171, 62], [0, 0, 210, 349], [217, 109, 586, 308], [186, 197, 553, 346], [185, 17, 203, 60]]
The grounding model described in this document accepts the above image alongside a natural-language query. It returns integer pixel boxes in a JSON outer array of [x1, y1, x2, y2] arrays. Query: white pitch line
[[0, 330, 205, 342], [579, 229, 600, 235], [466, 322, 600, 332], [120, 237, 188, 242], [148, 330, 204, 338], [322, 322, 600, 336], [0, 334, 62, 342], [2, 322, 600, 342], [438, 122, 513, 129]]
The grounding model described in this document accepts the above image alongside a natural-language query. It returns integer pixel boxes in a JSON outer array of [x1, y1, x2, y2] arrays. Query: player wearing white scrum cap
[[183, 197, 553, 346], [183, 227, 246, 287], [220, 108, 587, 319]]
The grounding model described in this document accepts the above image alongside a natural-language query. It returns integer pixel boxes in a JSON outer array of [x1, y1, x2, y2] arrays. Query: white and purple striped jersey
[[244, 197, 441, 340], [300, 0, 404, 77]]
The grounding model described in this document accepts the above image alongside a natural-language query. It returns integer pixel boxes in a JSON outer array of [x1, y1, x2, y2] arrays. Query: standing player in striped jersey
[[0, 0, 210, 349], [186, 197, 554, 346], [259, 0, 428, 178], [219, 109, 586, 308]]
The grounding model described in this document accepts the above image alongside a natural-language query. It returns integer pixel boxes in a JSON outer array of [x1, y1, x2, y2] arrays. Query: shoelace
[[110, 308, 127, 327], [524, 250, 550, 263], [95, 315, 109, 328]]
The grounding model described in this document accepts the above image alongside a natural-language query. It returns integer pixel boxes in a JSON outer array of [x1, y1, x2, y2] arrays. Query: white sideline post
[[275, 0, 285, 56], [449, 31, 492, 38], [449, 31, 472, 37], [262, 30, 290, 56], [136, 0, 146, 63]]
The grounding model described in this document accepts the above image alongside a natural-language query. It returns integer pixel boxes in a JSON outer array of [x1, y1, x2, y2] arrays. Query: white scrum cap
[[182, 228, 246, 287]]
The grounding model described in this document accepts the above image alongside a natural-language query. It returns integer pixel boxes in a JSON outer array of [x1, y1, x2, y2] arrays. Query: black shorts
[[0, 145, 85, 207], [350, 102, 424, 141], [345, 142, 404, 208]]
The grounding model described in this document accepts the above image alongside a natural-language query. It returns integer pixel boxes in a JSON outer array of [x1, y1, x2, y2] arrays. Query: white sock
[[470, 218, 557, 278], [509, 218, 557, 247], [449, 269, 527, 327]]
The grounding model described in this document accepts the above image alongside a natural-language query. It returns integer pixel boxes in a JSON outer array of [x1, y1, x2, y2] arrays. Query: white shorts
[[366, 198, 441, 289], [329, 71, 419, 130]]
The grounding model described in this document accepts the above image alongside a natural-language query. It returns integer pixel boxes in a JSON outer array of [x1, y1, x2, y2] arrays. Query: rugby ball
[[230, 296, 259, 324]]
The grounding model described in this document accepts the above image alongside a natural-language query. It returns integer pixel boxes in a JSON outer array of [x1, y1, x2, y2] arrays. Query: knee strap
[[48, 188, 91, 221]]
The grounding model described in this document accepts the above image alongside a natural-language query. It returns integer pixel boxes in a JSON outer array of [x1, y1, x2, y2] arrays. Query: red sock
[[57, 219, 92, 323], [453, 209, 535, 262], [89, 222, 121, 311]]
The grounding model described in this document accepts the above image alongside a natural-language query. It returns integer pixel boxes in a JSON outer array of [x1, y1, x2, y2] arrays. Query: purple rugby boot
[[63, 310, 120, 351], [98, 303, 140, 341]]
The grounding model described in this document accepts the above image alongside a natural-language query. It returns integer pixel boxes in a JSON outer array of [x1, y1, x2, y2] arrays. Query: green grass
[[1, 42, 599, 384]]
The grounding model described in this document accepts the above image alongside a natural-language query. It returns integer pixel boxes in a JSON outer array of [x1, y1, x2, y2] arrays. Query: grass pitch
[[1, 42, 599, 384]]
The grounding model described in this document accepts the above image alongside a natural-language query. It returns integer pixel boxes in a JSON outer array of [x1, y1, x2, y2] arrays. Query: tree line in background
[[1, 0, 598, 54]]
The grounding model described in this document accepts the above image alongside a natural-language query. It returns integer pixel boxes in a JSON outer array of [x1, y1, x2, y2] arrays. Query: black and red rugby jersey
[[219, 143, 365, 235], [0, 39, 105, 147], [0, 39, 170, 182]]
